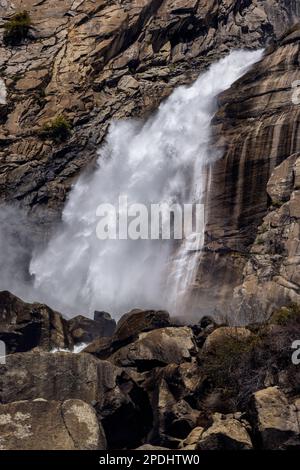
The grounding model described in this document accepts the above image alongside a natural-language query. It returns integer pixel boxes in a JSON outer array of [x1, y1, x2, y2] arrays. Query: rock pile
[[1, 291, 300, 450]]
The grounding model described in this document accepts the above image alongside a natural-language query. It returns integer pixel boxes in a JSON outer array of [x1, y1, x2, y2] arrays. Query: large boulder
[[251, 387, 300, 449], [196, 413, 253, 450], [67, 311, 116, 345], [84, 309, 171, 359], [0, 351, 119, 405], [109, 327, 196, 370], [0, 351, 153, 450], [0, 399, 106, 450], [0, 291, 72, 353]]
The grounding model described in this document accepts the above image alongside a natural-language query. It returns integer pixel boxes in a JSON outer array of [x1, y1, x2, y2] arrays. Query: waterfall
[[30, 50, 263, 318]]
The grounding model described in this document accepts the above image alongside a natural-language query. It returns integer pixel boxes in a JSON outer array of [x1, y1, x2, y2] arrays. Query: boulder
[[179, 427, 204, 450], [203, 326, 252, 353], [0, 291, 72, 353], [67, 311, 116, 345], [196, 413, 253, 450], [84, 309, 171, 358], [251, 387, 300, 449], [0, 399, 106, 450], [115, 309, 170, 340], [0, 351, 119, 405], [0, 350, 153, 449], [109, 327, 196, 369]]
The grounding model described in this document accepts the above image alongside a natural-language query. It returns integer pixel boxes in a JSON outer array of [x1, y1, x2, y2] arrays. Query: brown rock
[[196, 413, 253, 450], [85, 309, 170, 358], [251, 387, 300, 449], [68, 311, 116, 345], [203, 327, 252, 352], [109, 326, 196, 369]]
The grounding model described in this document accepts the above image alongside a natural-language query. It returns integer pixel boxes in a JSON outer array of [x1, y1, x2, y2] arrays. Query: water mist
[[29, 50, 263, 318]]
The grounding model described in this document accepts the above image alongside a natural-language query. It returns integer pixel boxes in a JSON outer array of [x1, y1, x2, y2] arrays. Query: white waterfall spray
[[29, 50, 263, 318]]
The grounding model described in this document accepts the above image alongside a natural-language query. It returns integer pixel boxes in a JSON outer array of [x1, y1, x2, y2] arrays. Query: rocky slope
[[0, 292, 300, 449]]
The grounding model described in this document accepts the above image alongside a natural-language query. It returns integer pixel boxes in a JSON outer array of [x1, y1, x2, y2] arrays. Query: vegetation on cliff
[[3, 11, 31, 45]]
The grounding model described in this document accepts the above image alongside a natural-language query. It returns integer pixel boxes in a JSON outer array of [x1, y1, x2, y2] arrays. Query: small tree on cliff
[[3, 11, 32, 46]]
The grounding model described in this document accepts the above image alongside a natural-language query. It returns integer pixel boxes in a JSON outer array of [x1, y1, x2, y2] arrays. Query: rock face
[[193, 24, 300, 320], [232, 151, 300, 322], [0, 290, 72, 352], [0, 399, 106, 450], [0, 0, 299, 233]]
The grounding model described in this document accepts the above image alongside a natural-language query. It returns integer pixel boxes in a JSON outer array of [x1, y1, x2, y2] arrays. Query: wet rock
[[196, 413, 253, 450], [0, 399, 106, 450], [68, 311, 116, 345], [251, 387, 300, 449], [233, 153, 300, 322], [0, 290, 72, 353], [196, 26, 300, 319]]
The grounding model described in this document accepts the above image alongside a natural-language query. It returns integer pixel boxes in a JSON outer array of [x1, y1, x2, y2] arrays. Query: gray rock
[[0, 399, 106, 450]]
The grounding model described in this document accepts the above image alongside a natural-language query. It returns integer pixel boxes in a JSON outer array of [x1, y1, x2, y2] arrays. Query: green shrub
[[3, 11, 31, 45], [269, 304, 300, 326], [40, 115, 71, 142], [199, 333, 260, 401]]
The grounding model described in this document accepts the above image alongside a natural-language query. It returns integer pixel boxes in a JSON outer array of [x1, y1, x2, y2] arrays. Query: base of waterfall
[[1, 289, 300, 450]]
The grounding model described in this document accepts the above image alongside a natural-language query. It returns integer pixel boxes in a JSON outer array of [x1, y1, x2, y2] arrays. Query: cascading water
[[29, 50, 263, 318]]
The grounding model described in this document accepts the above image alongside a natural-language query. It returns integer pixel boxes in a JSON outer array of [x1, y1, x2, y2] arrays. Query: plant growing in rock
[[40, 115, 72, 142], [269, 303, 300, 326], [3, 11, 32, 46]]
